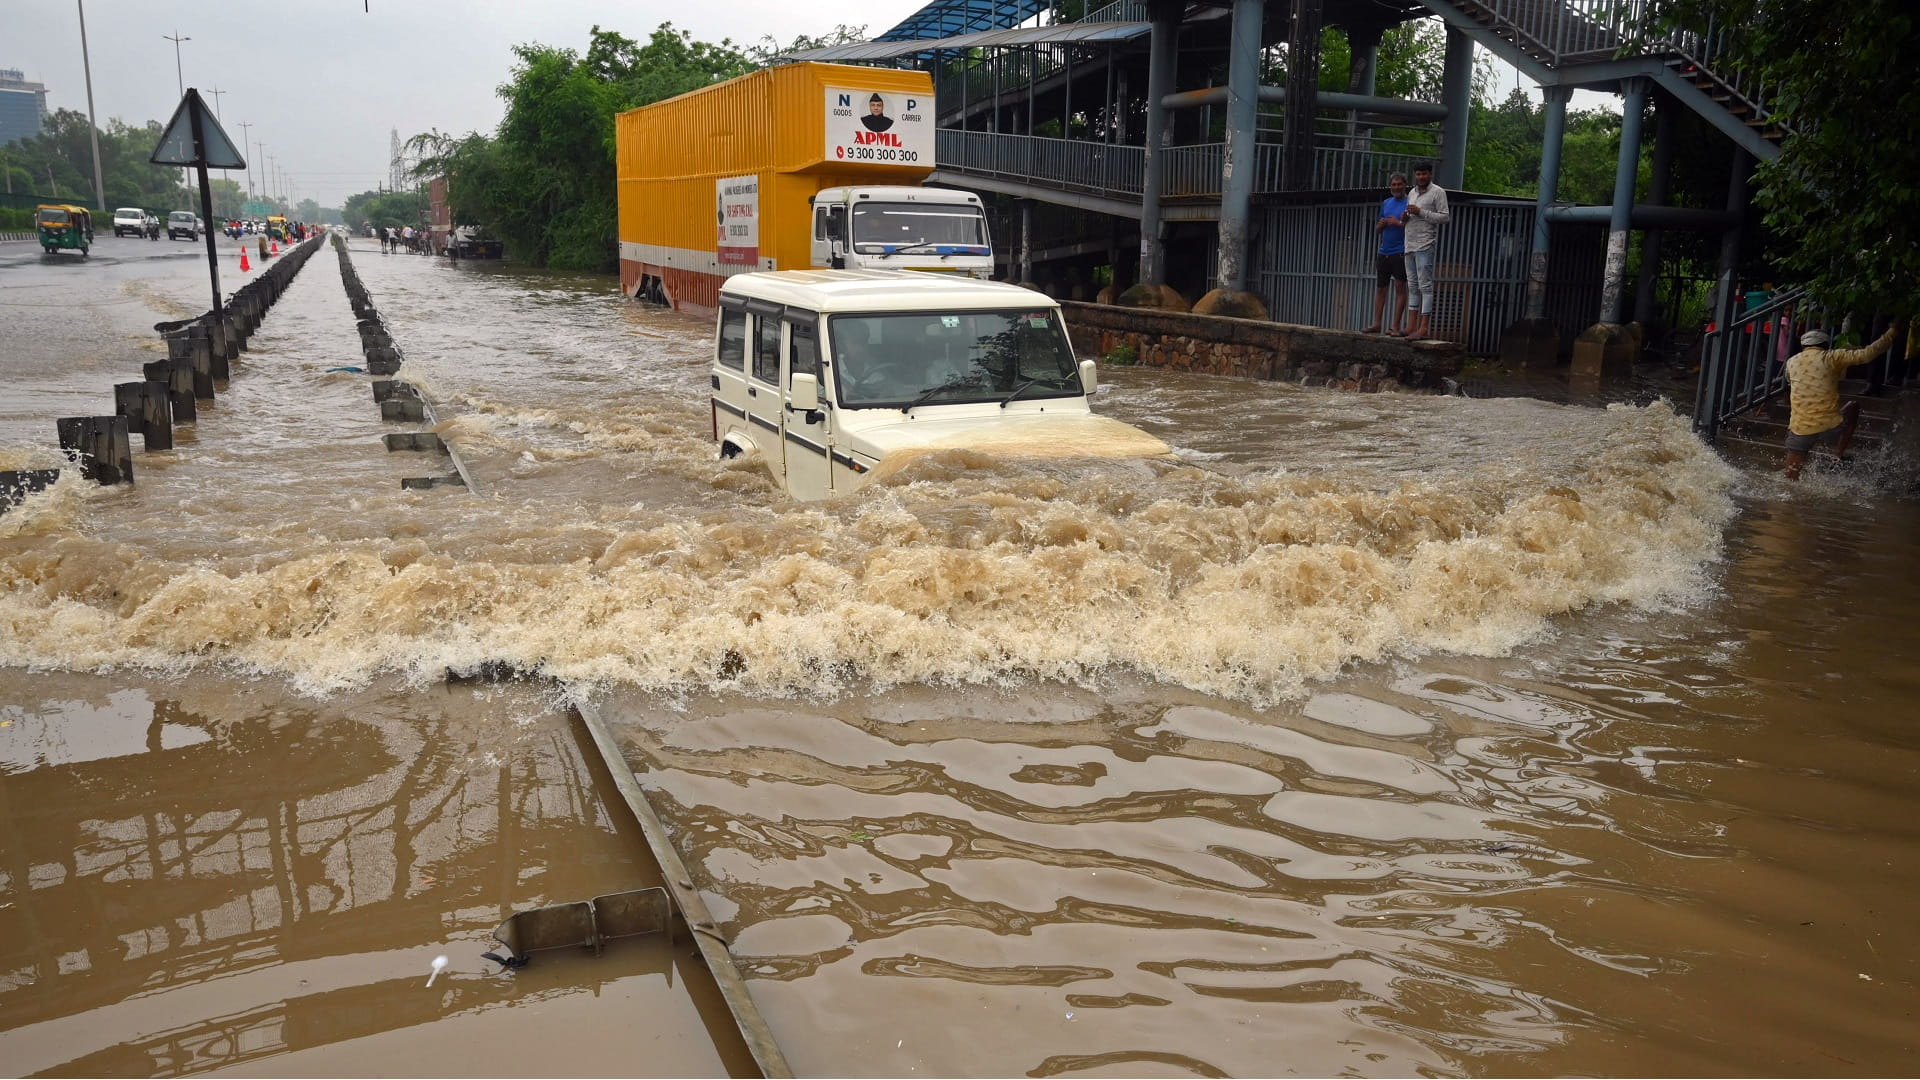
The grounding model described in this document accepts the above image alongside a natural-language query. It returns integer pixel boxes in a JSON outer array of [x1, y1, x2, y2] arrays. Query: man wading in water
[[1781, 318, 1905, 479]]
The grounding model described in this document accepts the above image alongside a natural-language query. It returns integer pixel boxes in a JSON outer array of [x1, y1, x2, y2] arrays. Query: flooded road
[[3, 236, 1916, 1075]]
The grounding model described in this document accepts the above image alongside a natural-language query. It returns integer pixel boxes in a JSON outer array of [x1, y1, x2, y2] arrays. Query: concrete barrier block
[[380, 397, 426, 422], [384, 432, 445, 453], [0, 468, 62, 511], [55, 415, 133, 484]]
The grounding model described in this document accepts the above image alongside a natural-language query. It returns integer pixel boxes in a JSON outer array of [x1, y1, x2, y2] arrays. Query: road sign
[[150, 89, 245, 168], [151, 88, 245, 316]]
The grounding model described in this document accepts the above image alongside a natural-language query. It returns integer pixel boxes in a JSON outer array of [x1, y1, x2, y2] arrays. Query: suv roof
[[719, 270, 1049, 315]]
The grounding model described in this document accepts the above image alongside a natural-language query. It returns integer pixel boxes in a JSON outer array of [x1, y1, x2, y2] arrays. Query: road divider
[[1, 234, 326, 514], [332, 235, 473, 490]]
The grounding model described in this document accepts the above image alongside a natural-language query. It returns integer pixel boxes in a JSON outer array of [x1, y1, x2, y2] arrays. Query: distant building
[[0, 68, 49, 148]]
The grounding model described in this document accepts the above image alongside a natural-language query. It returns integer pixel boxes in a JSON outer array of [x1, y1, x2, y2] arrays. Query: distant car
[[112, 207, 147, 238], [167, 211, 199, 241]]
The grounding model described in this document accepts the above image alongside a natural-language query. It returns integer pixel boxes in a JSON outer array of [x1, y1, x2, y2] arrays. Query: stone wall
[[1062, 302, 1466, 392]]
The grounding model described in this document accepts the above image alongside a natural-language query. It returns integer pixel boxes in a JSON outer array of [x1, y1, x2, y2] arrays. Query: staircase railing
[[1438, 0, 1785, 135], [1694, 287, 1821, 442]]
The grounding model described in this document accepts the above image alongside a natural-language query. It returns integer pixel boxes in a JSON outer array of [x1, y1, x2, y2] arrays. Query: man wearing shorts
[[1364, 173, 1410, 335], [1782, 320, 1904, 479]]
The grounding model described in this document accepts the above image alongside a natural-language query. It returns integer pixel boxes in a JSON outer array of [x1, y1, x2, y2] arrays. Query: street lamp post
[[237, 121, 253, 202], [76, 1, 106, 212], [162, 31, 190, 96], [163, 30, 190, 187]]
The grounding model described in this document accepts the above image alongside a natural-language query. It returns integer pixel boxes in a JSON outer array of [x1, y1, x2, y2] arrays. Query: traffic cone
[[239, 244, 250, 272], [270, 238, 280, 255]]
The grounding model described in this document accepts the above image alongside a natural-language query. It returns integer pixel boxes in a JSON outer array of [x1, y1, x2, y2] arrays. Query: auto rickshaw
[[37, 204, 93, 256], [266, 215, 288, 242]]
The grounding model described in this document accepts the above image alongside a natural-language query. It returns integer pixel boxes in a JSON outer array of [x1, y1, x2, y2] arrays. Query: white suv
[[167, 211, 199, 241], [112, 207, 146, 238]]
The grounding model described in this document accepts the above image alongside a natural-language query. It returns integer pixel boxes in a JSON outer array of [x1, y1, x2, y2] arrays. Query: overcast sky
[[7, 0, 927, 207], [8, 1, 1595, 209]]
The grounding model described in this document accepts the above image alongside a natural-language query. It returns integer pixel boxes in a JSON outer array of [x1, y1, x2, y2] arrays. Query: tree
[[408, 22, 864, 271], [342, 188, 426, 232], [1656, 0, 1920, 308]]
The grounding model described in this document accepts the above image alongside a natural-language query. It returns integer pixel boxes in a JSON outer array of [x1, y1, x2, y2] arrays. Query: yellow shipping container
[[616, 62, 937, 313]]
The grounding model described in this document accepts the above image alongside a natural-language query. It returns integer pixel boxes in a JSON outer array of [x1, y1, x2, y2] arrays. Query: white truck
[[712, 270, 1169, 501], [809, 186, 992, 279]]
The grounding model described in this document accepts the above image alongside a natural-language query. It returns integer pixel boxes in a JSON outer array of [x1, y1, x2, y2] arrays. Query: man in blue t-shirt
[[1364, 173, 1410, 334]]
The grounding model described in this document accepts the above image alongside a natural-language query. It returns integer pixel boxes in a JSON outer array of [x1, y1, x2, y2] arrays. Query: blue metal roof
[[876, 0, 1052, 42], [789, 21, 1151, 64]]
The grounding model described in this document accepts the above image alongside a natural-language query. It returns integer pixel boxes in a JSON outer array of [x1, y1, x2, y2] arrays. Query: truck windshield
[[851, 203, 988, 255], [830, 309, 1082, 408]]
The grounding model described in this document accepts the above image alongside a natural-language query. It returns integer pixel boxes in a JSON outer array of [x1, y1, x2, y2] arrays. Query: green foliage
[[1105, 341, 1137, 365], [1657, 0, 1920, 309], [342, 188, 426, 231], [408, 22, 864, 271], [0, 108, 197, 212]]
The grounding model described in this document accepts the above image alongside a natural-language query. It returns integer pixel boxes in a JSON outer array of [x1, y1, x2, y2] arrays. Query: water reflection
[[0, 675, 737, 1077]]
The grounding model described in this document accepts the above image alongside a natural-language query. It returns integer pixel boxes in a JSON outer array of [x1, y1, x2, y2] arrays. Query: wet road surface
[[2, 236, 1916, 1076]]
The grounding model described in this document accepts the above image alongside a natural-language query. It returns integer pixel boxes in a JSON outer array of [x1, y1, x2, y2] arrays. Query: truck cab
[[711, 270, 1168, 501], [810, 187, 992, 280]]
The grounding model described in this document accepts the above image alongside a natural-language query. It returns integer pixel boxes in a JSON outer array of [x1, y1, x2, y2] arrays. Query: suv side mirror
[[1079, 359, 1099, 395], [789, 373, 822, 416]]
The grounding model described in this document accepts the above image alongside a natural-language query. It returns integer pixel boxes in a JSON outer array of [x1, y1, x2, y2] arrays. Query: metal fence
[[938, 129, 1147, 196], [1082, 0, 1149, 21], [1254, 197, 1603, 356], [1693, 288, 1813, 441], [939, 129, 1444, 201]]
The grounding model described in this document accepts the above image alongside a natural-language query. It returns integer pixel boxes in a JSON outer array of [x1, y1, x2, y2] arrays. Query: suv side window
[[788, 320, 819, 380], [717, 310, 745, 370], [752, 314, 781, 384]]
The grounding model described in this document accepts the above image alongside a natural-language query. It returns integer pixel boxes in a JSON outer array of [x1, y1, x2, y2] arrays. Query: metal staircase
[[1420, 0, 1788, 159]]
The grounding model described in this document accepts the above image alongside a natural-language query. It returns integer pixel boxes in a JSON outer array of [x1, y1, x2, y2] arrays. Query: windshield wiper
[[882, 242, 949, 259], [999, 379, 1039, 408], [903, 377, 974, 413]]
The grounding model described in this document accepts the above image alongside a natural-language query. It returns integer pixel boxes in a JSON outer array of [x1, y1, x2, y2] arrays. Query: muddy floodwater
[[2, 236, 1916, 1076]]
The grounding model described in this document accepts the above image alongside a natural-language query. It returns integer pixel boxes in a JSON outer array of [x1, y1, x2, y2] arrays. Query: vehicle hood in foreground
[[851, 411, 1170, 479]]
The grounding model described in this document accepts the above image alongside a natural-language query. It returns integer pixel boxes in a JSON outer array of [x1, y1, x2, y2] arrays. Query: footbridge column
[[1571, 77, 1651, 378], [1195, 0, 1270, 319], [1498, 84, 1568, 369], [1438, 26, 1474, 191], [1600, 77, 1651, 325], [1131, 0, 1182, 299]]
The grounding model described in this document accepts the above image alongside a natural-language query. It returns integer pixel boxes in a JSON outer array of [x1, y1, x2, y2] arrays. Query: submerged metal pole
[[189, 94, 223, 315], [1524, 85, 1570, 321]]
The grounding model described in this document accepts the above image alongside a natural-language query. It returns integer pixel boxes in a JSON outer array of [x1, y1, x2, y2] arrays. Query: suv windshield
[[851, 203, 988, 255], [830, 309, 1082, 409], [169, 212, 194, 223]]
